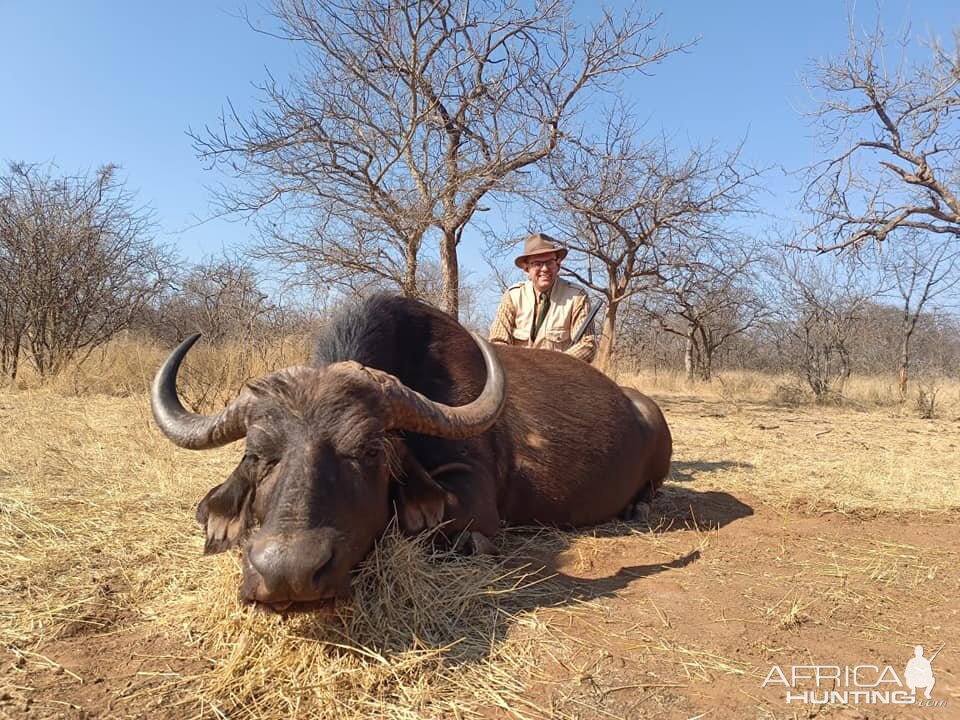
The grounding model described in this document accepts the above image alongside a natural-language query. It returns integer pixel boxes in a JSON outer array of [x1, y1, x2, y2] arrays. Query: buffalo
[[151, 294, 671, 610]]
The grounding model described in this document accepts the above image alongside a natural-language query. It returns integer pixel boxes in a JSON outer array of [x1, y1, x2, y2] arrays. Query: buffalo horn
[[375, 332, 506, 439], [151, 334, 253, 450]]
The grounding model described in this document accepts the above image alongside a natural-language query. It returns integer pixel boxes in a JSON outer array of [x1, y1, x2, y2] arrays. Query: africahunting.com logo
[[762, 643, 947, 707]]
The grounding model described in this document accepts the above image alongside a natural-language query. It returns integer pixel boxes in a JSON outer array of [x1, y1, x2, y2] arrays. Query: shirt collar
[[537, 282, 555, 301]]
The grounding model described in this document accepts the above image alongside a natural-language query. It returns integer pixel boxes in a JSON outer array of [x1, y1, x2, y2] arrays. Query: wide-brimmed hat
[[514, 232, 568, 268]]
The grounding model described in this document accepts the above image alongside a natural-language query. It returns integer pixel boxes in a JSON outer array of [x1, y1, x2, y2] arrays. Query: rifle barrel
[[571, 299, 604, 345]]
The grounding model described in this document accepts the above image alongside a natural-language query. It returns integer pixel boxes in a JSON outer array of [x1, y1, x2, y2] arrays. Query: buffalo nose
[[246, 531, 335, 602]]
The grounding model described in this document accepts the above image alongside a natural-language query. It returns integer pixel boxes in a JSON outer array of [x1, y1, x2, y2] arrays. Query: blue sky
[[2, 1, 958, 284]]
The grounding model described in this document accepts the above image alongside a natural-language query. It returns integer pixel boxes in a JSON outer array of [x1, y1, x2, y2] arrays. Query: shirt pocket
[[544, 328, 569, 343]]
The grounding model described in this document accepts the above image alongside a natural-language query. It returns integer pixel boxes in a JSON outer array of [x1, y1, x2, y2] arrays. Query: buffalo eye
[[243, 452, 277, 481], [348, 442, 382, 465]]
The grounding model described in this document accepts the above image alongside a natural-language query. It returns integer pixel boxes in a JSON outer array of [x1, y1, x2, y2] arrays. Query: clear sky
[[2, 1, 958, 278]]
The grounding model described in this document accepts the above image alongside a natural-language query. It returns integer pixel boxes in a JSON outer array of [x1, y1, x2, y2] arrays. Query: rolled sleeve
[[488, 292, 517, 346]]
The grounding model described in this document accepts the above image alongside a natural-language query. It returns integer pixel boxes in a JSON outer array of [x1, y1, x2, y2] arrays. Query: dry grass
[[645, 390, 960, 514], [147, 530, 570, 720], [623, 367, 960, 419], [1, 366, 958, 718], [0, 391, 626, 719], [6, 335, 312, 410]]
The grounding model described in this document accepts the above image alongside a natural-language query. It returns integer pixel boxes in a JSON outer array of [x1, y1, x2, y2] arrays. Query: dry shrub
[[824, 374, 960, 416], [916, 383, 939, 419], [43, 335, 168, 396], [772, 382, 808, 407], [710, 371, 773, 401], [169, 333, 313, 412], [9, 335, 960, 420], [623, 369, 790, 403], [839, 374, 902, 408], [618, 368, 700, 396]]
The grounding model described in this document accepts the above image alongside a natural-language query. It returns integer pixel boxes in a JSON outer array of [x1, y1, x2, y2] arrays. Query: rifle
[[929, 642, 946, 664], [571, 298, 604, 345]]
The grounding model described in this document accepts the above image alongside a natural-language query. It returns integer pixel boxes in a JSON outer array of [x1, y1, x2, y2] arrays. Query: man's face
[[524, 252, 560, 294]]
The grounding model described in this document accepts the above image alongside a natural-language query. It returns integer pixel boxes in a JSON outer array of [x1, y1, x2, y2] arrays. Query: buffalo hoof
[[623, 501, 652, 526], [450, 530, 497, 556], [468, 531, 498, 555]]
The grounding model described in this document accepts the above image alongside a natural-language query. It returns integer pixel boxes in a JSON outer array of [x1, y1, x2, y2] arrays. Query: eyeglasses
[[527, 259, 558, 270]]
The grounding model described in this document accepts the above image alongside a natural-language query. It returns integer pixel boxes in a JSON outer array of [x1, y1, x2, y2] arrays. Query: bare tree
[[145, 256, 284, 345], [871, 232, 960, 396], [537, 109, 759, 370], [804, 20, 960, 252], [194, 0, 685, 317], [846, 298, 960, 378], [0, 213, 26, 379], [0, 162, 169, 380], [641, 240, 769, 381], [777, 254, 879, 400], [249, 197, 432, 301]]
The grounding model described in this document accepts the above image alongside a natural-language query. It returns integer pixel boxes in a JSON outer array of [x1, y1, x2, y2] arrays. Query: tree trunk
[[439, 228, 459, 319], [805, 352, 828, 399], [595, 301, 617, 373], [897, 320, 916, 401], [1, 330, 20, 381], [837, 343, 851, 390], [697, 347, 713, 381], [684, 324, 695, 381], [402, 241, 419, 298], [696, 326, 713, 381]]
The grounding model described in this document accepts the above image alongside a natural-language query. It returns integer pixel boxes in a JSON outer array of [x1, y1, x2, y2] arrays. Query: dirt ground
[[1, 390, 958, 719], [514, 505, 958, 719]]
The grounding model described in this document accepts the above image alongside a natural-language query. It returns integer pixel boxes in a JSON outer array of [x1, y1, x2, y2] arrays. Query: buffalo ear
[[195, 456, 257, 555], [196, 484, 220, 526]]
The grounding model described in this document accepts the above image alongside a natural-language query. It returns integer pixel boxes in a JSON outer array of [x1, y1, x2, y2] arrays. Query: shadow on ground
[[670, 460, 753, 482], [655, 486, 754, 529]]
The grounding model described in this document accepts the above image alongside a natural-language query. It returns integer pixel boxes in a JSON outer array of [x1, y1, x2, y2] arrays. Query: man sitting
[[488, 232, 596, 363]]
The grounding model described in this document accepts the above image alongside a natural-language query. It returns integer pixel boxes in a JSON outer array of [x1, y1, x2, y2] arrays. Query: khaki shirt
[[488, 278, 597, 362]]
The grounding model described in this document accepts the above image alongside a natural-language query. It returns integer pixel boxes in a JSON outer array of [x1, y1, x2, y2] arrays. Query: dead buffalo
[[151, 294, 671, 610]]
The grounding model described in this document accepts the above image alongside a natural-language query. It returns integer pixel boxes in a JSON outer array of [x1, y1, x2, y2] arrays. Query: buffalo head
[[151, 333, 505, 611]]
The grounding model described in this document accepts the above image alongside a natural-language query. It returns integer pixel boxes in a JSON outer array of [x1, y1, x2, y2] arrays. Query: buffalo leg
[[391, 441, 452, 534], [431, 464, 501, 553], [620, 481, 657, 525]]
